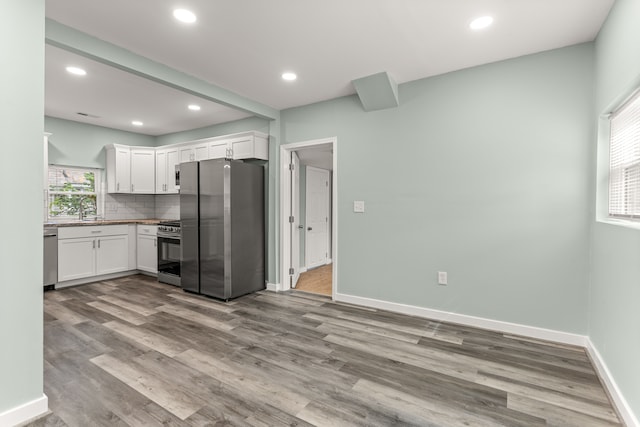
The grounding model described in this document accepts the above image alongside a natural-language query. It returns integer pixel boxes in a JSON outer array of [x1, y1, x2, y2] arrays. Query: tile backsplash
[[104, 194, 179, 220], [155, 194, 180, 220]]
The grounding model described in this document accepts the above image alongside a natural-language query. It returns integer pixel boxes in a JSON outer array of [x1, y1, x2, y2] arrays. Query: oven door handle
[[157, 234, 181, 240]]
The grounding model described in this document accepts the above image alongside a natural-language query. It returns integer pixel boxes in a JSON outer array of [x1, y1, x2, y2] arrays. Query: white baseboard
[[586, 339, 639, 427], [334, 293, 587, 346], [0, 394, 48, 427], [56, 270, 138, 289], [266, 282, 288, 292]]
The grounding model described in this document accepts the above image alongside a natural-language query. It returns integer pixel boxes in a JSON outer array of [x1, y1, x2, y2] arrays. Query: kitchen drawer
[[137, 224, 158, 236], [58, 224, 129, 239]]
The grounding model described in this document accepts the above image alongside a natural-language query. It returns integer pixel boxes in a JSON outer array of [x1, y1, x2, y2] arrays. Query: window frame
[[46, 165, 104, 221], [608, 88, 640, 220]]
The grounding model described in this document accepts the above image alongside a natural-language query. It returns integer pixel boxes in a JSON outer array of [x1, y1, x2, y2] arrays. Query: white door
[[291, 152, 301, 287], [305, 166, 330, 269]]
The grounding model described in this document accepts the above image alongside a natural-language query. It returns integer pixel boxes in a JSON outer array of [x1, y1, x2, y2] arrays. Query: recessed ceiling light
[[66, 66, 86, 76], [188, 104, 201, 111], [282, 72, 297, 81], [173, 9, 196, 23], [131, 120, 143, 126], [469, 16, 494, 30]]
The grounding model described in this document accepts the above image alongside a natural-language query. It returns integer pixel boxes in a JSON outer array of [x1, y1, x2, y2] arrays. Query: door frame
[[280, 137, 337, 299]]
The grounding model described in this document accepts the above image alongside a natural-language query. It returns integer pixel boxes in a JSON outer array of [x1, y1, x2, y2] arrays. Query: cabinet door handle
[[98, 239, 101, 249], [154, 238, 157, 247], [131, 184, 134, 192], [92, 240, 95, 249], [117, 182, 120, 191]]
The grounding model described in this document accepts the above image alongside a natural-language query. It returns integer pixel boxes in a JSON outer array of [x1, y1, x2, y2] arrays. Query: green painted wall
[[45, 116, 154, 169], [0, 0, 45, 416], [282, 44, 594, 333], [591, 0, 640, 421]]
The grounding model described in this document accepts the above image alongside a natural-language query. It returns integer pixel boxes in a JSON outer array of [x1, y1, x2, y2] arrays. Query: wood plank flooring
[[294, 264, 332, 296], [26, 275, 622, 426]]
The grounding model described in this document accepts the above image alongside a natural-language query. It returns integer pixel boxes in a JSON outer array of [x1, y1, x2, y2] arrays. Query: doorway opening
[[280, 137, 337, 299]]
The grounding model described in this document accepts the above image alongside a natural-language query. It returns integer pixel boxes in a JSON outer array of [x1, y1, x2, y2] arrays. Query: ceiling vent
[[76, 112, 101, 119]]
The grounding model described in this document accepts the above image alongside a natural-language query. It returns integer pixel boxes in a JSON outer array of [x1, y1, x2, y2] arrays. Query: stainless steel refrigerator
[[180, 159, 265, 300]]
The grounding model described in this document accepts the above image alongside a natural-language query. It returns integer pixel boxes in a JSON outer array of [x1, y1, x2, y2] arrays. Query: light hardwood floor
[[294, 264, 332, 296], [27, 275, 622, 426]]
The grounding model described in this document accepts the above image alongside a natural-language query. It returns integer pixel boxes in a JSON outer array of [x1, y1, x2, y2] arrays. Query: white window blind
[[609, 90, 640, 218]]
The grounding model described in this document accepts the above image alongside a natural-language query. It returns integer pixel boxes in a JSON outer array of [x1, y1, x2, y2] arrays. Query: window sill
[[597, 217, 640, 231]]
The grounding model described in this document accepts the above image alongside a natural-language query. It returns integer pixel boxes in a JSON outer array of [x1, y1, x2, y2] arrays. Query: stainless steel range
[[157, 220, 181, 286]]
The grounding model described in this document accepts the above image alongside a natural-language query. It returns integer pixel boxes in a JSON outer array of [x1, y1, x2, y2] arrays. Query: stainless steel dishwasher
[[43, 227, 57, 289]]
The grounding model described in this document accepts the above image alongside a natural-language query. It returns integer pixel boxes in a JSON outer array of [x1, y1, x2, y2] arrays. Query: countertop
[[43, 219, 174, 228]]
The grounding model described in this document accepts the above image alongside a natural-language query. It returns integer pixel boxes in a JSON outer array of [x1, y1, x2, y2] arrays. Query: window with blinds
[[609, 90, 640, 218]]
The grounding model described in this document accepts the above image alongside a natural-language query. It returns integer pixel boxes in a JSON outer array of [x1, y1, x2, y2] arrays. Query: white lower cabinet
[[96, 235, 130, 275], [58, 225, 130, 283], [58, 237, 96, 281], [137, 225, 158, 274]]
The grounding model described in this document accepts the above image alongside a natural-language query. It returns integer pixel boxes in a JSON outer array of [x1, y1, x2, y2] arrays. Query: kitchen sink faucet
[[78, 196, 95, 220]]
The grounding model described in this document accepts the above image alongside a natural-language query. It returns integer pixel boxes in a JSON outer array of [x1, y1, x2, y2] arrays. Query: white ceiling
[[45, 45, 253, 136], [45, 0, 615, 136]]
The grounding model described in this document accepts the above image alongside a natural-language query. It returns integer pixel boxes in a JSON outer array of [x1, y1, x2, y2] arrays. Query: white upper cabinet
[[106, 145, 154, 193], [105, 144, 131, 193], [208, 140, 229, 159], [194, 142, 209, 160], [179, 142, 209, 163], [130, 148, 155, 193], [106, 131, 267, 195], [155, 147, 179, 193], [207, 131, 269, 160], [228, 133, 268, 160], [155, 149, 167, 193], [179, 145, 194, 163]]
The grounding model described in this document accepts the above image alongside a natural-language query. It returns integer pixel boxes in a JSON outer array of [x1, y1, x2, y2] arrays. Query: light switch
[[354, 200, 365, 213]]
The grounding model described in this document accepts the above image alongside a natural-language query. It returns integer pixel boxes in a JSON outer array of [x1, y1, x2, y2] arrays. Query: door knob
[[307, 227, 313, 231], [298, 225, 304, 229]]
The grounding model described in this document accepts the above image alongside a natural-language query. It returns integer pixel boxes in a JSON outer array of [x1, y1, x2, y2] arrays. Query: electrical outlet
[[438, 271, 448, 285], [353, 200, 365, 213]]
